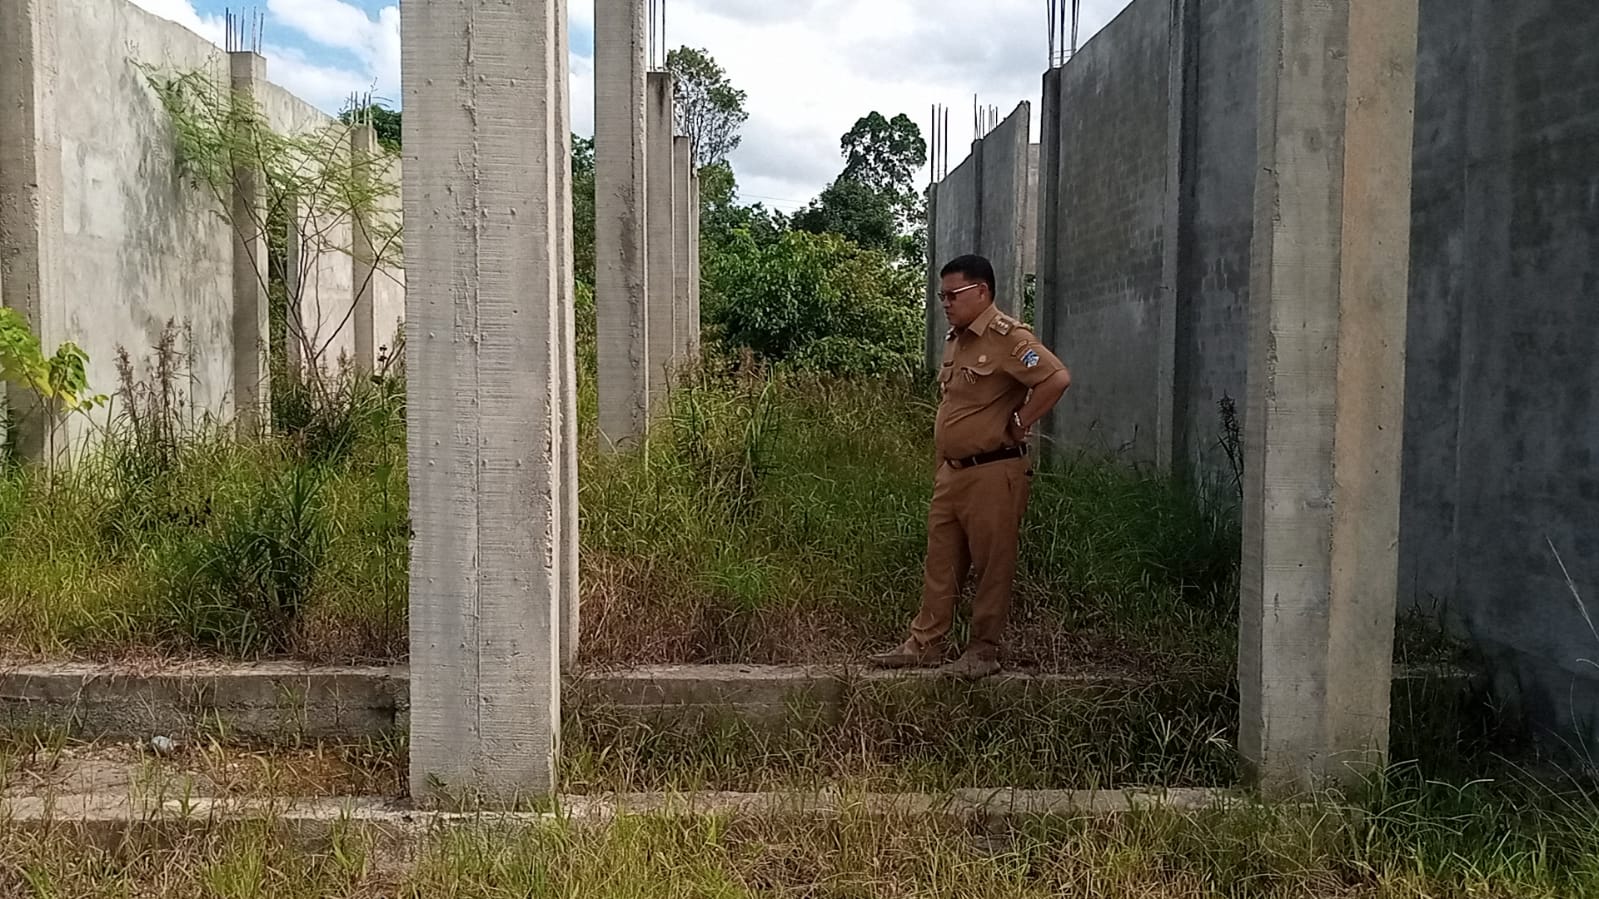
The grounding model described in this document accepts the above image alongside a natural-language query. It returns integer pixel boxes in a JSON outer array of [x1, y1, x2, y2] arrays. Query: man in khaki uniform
[[871, 254, 1072, 679]]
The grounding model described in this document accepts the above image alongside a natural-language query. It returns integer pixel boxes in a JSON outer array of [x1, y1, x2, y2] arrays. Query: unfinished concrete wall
[[49, 0, 234, 434], [0, 0, 396, 452], [924, 103, 1032, 368], [1400, 0, 1599, 753], [1045, 0, 1173, 463], [1171, 0, 1256, 478], [1028, 0, 1599, 756]]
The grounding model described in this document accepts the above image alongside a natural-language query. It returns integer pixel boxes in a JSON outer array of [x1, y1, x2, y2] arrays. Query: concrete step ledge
[[1, 660, 1470, 743]]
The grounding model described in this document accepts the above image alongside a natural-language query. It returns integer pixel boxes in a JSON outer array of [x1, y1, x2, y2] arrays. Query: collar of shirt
[[960, 302, 1001, 339]]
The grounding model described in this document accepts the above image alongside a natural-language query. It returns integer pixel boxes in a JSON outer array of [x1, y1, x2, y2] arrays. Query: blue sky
[[131, 0, 1128, 206]]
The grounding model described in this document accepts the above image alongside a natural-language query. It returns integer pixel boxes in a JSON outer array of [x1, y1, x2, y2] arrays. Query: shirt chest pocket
[[942, 361, 1001, 396]]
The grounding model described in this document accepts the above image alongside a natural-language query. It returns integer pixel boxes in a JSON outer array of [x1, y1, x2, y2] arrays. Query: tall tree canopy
[[792, 112, 927, 265], [666, 47, 749, 170], [839, 112, 926, 197]]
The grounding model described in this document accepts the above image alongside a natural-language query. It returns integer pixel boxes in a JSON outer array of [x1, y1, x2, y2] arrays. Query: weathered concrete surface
[[229, 51, 271, 435], [594, 0, 651, 449], [1033, 66, 1064, 405], [50, 0, 234, 442], [1, 662, 1463, 745], [554, 0, 580, 672], [1172, 0, 1257, 477], [1046, 0, 1172, 464], [924, 103, 1034, 370], [349, 124, 378, 375], [1240, 0, 1418, 795], [401, 0, 569, 801], [688, 170, 702, 360], [1397, 0, 1599, 756], [255, 79, 359, 378], [645, 71, 676, 411], [0, 0, 66, 460], [0, 663, 407, 741], [976, 103, 1032, 318], [672, 135, 694, 366]]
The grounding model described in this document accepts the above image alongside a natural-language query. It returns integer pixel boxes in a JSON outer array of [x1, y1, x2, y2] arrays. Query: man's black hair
[[940, 254, 996, 295]]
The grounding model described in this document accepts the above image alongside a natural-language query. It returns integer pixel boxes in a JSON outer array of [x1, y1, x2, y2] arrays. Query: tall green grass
[[1, 334, 1238, 671], [6, 772, 1599, 897]]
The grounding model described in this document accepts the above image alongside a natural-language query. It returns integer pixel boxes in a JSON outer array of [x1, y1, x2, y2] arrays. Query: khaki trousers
[[909, 454, 1032, 658]]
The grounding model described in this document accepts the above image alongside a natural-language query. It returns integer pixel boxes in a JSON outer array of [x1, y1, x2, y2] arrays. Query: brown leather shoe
[[867, 638, 946, 669], [941, 652, 1001, 680]]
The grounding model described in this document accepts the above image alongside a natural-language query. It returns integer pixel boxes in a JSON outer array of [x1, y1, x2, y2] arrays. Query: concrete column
[[923, 184, 942, 371], [1034, 67, 1062, 357], [1240, 0, 1419, 795], [553, 0, 580, 672], [594, 0, 650, 450], [0, 0, 65, 461], [645, 71, 676, 410], [671, 136, 693, 367], [349, 124, 378, 377], [402, 0, 571, 803], [230, 52, 271, 436], [688, 170, 701, 360], [283, 196, 305, 381]]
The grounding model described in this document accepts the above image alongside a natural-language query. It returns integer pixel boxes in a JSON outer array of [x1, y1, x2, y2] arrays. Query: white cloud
[[132, 0, 1138, 207], [126, 0, 224, 44]]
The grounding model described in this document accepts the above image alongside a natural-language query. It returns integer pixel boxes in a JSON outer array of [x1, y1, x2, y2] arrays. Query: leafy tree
[[706, 230, 922, 376], [840, 112, 926, 197], [666, 47, 748, 170], [572, 134, 596, 287], [792, 112, 928, 265], [339, 103, 402, 152], [790, 178, 898, 256]]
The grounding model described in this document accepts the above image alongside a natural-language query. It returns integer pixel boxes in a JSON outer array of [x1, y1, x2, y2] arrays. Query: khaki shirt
[[934, 303, 1067, 460]]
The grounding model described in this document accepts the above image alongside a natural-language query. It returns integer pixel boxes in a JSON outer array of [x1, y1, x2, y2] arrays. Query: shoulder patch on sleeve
[[1021, 349, 1041, 369]]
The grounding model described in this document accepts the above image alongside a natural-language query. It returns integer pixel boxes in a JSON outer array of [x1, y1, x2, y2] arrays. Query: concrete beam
[[645, 72, 676, 411], [229, 52, 271, 437], [402, 0, 570, 803], [672, 136, 693, 367], [1240, 0, 1419, 795], [349, 124, 378, 377], [594, 0, 650, 450], [0, 0, 65, 461]]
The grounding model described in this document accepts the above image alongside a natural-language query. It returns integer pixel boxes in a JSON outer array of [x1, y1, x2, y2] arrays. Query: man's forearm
[[1017, 371, 1071, 428]]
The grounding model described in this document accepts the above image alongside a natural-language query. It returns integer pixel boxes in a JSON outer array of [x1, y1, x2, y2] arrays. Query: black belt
[[946, 444, 1028, 470]]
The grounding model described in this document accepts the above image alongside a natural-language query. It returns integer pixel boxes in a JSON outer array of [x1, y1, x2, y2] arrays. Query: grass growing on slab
[[562, 677, 1240, 793], [0, 351, 1241, 672], [5, 771, 1599, 898]]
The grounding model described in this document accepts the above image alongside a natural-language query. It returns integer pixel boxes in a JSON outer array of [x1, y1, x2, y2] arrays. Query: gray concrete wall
[[1172, 0, 1257, 478], [1046, 0, 1173, 463], [924, 103, 1032, 369], [0, 0, 394, 449], [1401, 0, 1599, 753], [977, 104, 1032, 317], [1028, 0, 1599, 756], [257, 81, 362, 378], [52, 0, 234, 432]]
